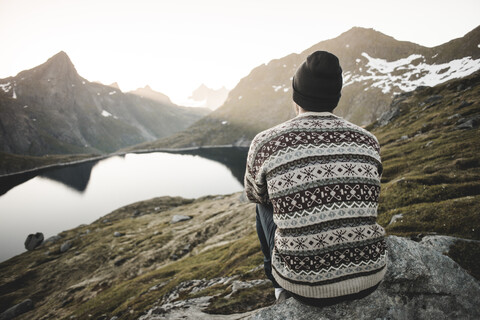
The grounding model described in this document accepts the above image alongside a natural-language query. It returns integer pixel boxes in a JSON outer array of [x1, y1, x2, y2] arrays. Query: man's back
[[245, 111, 387, 299]]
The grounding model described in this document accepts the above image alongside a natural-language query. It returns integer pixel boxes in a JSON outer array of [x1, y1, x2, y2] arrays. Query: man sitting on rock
[[244, 51, 387, 305]]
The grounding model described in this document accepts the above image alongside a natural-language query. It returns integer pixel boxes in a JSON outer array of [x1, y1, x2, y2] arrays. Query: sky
[[0, 0, 479, 106]]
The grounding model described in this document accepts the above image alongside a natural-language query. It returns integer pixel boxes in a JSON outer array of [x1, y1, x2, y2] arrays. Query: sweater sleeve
[[244, 137, 269, 204]]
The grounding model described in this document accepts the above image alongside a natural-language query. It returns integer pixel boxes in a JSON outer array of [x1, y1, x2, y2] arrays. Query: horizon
[[1, 0, 479, 105]]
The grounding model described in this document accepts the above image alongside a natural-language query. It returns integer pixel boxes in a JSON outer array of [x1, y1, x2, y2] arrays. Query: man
[[244, 51, 387, 305]]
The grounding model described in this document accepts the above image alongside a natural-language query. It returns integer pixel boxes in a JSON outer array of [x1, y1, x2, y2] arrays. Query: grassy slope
[[372, 72, 480, 240], [1, 73, 479, 319]]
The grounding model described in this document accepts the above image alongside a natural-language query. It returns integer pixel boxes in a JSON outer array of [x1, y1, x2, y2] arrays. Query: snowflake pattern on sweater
[[245, 112, 387, 298]]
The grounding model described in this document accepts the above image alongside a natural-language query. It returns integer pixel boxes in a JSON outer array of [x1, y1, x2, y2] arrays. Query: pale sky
[[0, 0, 478, 105]]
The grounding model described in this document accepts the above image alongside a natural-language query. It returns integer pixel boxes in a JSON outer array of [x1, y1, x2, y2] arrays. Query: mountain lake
[[0, 147, 248, 262]]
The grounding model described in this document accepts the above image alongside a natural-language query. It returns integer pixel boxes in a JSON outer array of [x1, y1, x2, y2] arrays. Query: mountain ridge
[[0, 52, 210, 157], [136, 25, 480, 150]]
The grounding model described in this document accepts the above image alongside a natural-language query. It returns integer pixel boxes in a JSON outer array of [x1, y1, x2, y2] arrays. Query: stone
[[60, 241, 72, 253], [0, 299, 34, 320], [171, 215, 192, 224], [250, 236, 480, 320], [24, 232, 44, 251], [43, 234, 61, 244], [388, 213, 403, 225], [113, 232, 124, 237]]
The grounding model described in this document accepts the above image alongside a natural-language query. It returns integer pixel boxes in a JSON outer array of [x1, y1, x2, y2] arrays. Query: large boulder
[[24, 233, 44, 251], [251, 236, 480, 320]]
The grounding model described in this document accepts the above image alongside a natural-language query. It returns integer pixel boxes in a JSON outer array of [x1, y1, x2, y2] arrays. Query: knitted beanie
[[292, 51, 343, 112]]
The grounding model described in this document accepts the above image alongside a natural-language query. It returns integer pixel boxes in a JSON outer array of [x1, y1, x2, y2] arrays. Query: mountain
[[188, 84, 229, 110], [129, 85, 173, 105], [139, 25, 480, 149], [0, 52, 210, 156], [1, 67, 479, 317]]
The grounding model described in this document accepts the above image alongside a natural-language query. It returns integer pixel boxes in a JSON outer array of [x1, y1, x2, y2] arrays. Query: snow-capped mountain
[[144, 25, 480, 148]]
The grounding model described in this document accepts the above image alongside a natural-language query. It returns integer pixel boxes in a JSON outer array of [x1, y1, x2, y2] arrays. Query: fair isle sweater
[[245, 112, 387, 299]]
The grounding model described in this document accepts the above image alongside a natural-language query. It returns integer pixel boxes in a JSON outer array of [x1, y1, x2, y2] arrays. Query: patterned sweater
[[245, 112, 387, 299]]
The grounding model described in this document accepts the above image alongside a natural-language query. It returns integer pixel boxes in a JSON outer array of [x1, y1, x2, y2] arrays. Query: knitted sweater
[[245, 112, 387, 299]]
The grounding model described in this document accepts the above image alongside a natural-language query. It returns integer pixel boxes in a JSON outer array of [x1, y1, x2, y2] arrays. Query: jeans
[[256, 203, 281, 288]]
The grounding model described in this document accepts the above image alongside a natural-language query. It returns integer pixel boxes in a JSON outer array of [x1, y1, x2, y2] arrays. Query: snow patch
[[272, 85, 282, 92], [23, 105, 28, 108], [82, 81, 86, 85], [32, 118, 36, 121], [222, 121, 228, 125], [283, 88, 289, 92], [432, 53, 438, 59], [356, 59, 361, 63], [71, 84, 75, 87], [346, 44, 350, 48], [109, 91, 116, 95], [0, 82, 11, 93], [12, 89, 17, 99], [343, 52, 480, 94], [283, 64, 287, 68], [478, 44, 480, 48], [97, 93, 100, 96], [238, 96, 242, 100], [101, 110, 112, 117]]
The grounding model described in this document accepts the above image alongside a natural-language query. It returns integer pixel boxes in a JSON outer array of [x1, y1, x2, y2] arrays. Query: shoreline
[[0, 144, 249, 178]]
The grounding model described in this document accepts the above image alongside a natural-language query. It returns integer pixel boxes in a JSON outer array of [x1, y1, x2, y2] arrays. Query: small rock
[[60, 241, 72, 253], [97, 315, 108, 320], [0, 299, 34, 320], [44, 235, 61, 244], [171, 215, 192, 224], [113, 232, 124, 237], [24, 232, 44, 251], [458, 101, 473, 109], [110, 317, 118, 320], [424, 94, 443, 104], [424, 141, 434, 148], [132, 210, 142, 218], [102, 219, 111, 223], [388, 214, 403, 225], [114, 257, 128, 266]]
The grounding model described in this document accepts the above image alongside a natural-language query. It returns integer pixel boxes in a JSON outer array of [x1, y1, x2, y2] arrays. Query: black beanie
[[292, 51, 343, 112]]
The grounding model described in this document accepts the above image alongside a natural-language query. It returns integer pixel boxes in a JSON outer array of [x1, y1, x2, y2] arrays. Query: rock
[[113, 232, 124, 237], [24, 232, 44, 251], [250, 236, 480, 320], [420, 235, 480, 255], [0, 299, 34, 320], [377, 106, 400, 127], [43, 235, 61, 244], [60, 241, 72, 253], [171, 215, 192, 224], [388, 213, 403, 225], [424, 94, 443, 104], [458, 101, 473, 109], [456, 116, 479, 130]]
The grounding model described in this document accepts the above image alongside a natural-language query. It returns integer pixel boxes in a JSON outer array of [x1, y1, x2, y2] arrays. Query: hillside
[[136, 25, 480, 150], [0, 71, 479, 319], [0, 52, 209, 156]]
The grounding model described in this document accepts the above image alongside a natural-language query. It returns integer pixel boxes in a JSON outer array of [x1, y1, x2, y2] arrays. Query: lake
[[0, 148, 248, 262]]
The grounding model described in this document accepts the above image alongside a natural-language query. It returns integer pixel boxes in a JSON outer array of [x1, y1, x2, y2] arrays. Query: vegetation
[[372, 72, 480, 240]]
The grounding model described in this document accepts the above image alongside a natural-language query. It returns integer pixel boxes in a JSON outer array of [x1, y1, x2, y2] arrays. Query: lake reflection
[[0, 149, 247, 262]]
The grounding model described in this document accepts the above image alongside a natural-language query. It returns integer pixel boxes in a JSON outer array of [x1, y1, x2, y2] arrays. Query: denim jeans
[[256, 203, 281, 288]]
